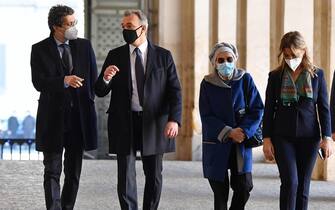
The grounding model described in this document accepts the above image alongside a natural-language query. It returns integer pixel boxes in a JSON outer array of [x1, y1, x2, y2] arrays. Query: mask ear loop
[[137, 25, 144, 37]]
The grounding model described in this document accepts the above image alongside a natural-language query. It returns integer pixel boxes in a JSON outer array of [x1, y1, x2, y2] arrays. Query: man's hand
[[331, 133, 335, 142], [64, 75, 84, 88], [229, 127, 245, 143], [263, 138, 275, 161], [164, 121, 179, 138], [103, 65, 120, 81], [320, 138, 334, 159]]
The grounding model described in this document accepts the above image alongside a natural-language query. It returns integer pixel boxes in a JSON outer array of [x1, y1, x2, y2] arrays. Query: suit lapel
[[145, 41, 155, 82], [70, 40, 79, 76], [120, 45, 132, 98], [47, 37, 63, 75]]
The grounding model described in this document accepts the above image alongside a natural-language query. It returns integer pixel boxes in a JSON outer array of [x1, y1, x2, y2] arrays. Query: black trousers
[[117, 111, 163, 210], [43, 108, 83, 210], [208, 146, 253, 210], [273, 137, 319, 210]]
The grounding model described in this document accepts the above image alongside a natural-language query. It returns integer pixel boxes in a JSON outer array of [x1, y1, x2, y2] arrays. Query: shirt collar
[[54, 37, 69, 46], [129, 39, 148, 55]]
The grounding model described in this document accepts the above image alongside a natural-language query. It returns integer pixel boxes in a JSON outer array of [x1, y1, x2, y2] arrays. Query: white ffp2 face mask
[[64, 26, 78, 40], [285, 57, 302, 71]]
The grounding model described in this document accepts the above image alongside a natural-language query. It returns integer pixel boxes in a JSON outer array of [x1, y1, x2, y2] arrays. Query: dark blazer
[[30, 36, 98, 152], [94, 41, 182, 156], [263, 67, 331, 139], [329, 71, 335, 133]]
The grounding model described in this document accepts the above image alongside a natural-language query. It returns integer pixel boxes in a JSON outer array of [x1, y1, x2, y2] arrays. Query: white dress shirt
[[54, 37, 69, 58], [104, 40, 148, 111]]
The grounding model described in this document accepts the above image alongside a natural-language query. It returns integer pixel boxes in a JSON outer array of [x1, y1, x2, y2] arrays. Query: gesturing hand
[[64, 75, 84, 88], [103, 65, 120, 81]]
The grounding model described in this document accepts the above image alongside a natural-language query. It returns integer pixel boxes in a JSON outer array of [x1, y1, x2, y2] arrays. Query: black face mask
[[122, 25, 142, 44]]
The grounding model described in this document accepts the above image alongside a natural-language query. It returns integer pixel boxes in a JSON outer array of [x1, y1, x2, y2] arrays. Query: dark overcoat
[[31, 36, 98, 152], [94, 41, 182, 156]]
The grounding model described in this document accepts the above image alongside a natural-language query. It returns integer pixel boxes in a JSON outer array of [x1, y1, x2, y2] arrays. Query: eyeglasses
[[63, 19, 78, 28], [217, 57, 234, 63]]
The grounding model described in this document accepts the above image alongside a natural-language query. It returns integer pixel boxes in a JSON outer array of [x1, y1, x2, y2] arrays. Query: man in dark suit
[[30, 5, 98, 210], [95, 10, 182, 210]]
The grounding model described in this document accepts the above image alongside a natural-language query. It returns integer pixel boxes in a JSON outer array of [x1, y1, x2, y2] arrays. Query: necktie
[[134, 47, 145, 106], [60, 44, 73, 74]]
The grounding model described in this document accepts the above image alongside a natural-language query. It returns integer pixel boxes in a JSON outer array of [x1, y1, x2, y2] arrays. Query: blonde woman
[[263, 31, 333, 210]]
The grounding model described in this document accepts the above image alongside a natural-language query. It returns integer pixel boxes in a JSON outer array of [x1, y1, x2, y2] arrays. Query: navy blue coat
[[199, 70, 264, 181], [263, 68, 331, 139], [31, 36, 98, 152], [329, 71, 335, 133], [94, 41, 182, 156]]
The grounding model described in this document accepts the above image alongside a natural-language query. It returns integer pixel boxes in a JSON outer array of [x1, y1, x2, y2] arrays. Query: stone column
[[146, 0, 159, 44], [158, 0, 193, 160], [209, 0, 218, 48], [312, 0, 335, 181], [158, 0, 210, 160], [218, 0, 237, 45], [245, 0, 271, 161], [193, 0, 210, 160], [236, 0, 247, 69], [285, 0, 314, 51], [269, 0, 284, 70], [246, 0, 270, 99], [177, 0, 195, 161]]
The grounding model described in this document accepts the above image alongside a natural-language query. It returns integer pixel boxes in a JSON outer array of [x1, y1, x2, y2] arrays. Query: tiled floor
[[0, 160, 334, 210]]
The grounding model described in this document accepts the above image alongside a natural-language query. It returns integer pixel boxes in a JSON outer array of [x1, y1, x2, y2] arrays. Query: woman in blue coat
[[263, 31, 334, 210], [199, 42, 264, 210]]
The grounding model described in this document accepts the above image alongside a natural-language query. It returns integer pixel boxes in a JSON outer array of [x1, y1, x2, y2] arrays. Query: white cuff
[[103, 77, 111, 84]]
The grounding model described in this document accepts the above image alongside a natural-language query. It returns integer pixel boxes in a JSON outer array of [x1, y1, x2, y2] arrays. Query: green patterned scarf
[[281, 68, 313, 105]]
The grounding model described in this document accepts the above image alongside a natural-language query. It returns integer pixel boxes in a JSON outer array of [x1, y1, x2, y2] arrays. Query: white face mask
[[64, 26, 78, 40], [285, 57, 302, 71]]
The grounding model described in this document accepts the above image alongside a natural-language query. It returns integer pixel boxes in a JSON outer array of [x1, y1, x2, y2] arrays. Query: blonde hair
[[277, 31, 315, 75]]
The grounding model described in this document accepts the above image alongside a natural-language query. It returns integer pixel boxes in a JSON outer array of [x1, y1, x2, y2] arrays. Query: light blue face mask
[[217, 62, 235, 77]]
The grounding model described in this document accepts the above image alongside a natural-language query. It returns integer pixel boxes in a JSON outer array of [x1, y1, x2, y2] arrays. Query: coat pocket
[[202, 143, 218, 166]]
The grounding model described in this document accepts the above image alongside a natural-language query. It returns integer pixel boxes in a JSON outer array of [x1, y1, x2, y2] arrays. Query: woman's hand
[[319, 138, 334, 159], [229, 128, 245, 143], [263, 138, 275, 161]]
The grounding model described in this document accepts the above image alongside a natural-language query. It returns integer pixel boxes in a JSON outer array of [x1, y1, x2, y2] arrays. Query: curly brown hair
[[48, 5, 74, 33]]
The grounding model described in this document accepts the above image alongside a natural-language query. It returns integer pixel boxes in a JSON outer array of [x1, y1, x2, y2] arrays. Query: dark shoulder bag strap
[[242, 74, 249, 110]]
